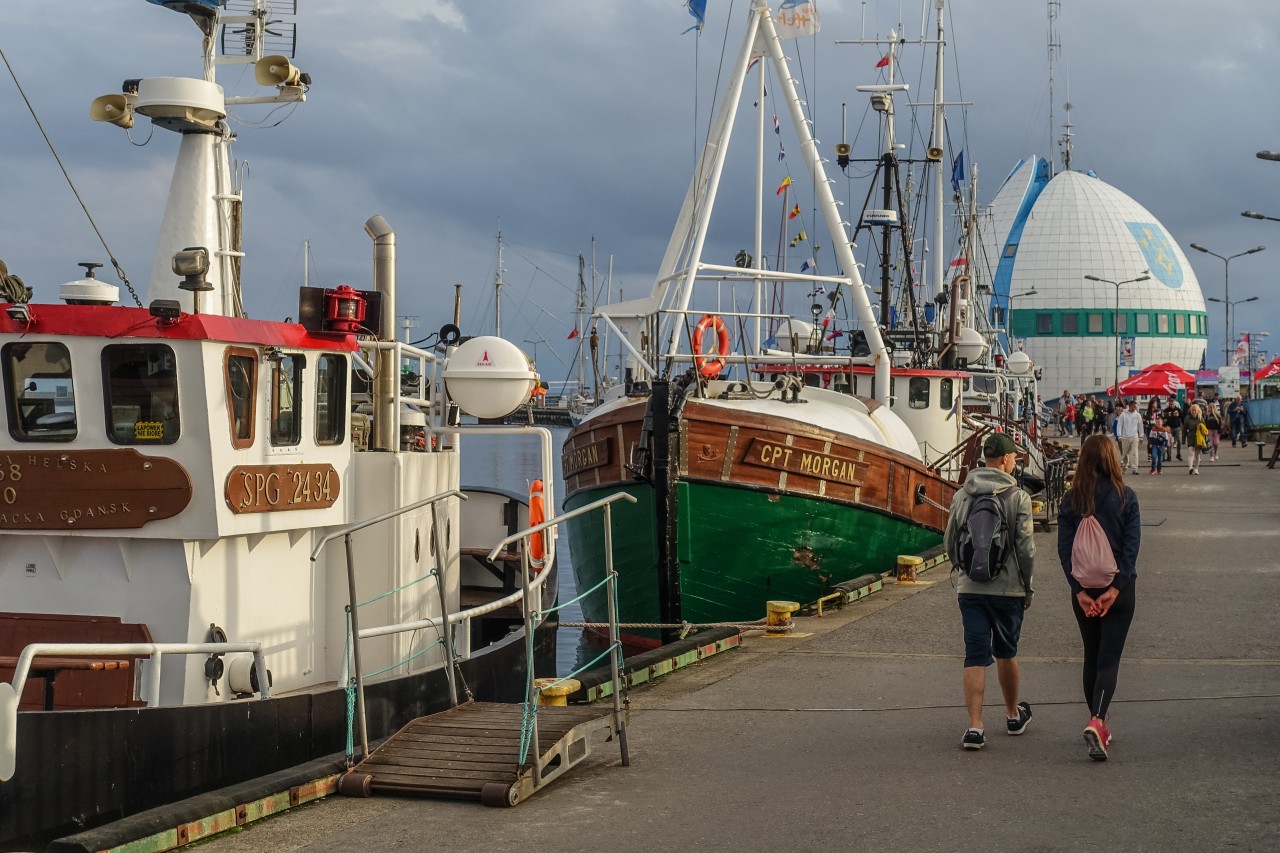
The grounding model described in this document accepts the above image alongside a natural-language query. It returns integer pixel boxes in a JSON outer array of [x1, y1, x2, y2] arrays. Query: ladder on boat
[[328, 491, 636, 807], [338, 700, 617, 807]]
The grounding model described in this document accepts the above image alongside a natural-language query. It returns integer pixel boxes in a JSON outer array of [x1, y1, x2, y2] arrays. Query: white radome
[[987, 158, 1207, 397]]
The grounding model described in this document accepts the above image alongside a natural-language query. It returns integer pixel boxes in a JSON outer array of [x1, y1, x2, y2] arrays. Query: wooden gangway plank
[[339, 700, 617, 806]]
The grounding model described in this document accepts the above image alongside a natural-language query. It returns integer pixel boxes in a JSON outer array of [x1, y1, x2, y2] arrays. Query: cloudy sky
[[2, 0, 1279, 380]]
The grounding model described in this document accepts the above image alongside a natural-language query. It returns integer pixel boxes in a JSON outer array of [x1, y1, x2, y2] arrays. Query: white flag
[[1231, 332, 1249, 366], [775, 2, 821, 40]]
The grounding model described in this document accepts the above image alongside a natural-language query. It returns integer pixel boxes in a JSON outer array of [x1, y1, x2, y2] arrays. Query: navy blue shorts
[[958, 593, 1026, 667]]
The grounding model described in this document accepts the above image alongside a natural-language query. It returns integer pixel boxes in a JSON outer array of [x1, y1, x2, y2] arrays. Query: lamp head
[[1083, 275, 1106, 282], [1190, 243, 1208, 253], [1243, 211, 1265, 219], [1247, 246, 1266, 254]]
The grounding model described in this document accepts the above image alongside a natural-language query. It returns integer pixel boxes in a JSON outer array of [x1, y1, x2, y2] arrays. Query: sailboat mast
[[1047, 0, 1061, 175]]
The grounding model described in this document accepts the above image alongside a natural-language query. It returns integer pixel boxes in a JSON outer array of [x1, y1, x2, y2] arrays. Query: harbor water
[[459, 426, 585, 675]]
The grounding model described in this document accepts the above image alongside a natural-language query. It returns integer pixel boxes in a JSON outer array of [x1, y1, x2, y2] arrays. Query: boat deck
[[340, 700, 616, 806]]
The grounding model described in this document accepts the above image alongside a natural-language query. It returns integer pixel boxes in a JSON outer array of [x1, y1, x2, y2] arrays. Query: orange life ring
[[528, 479, 546, 572], [692, 313, 730, 378]]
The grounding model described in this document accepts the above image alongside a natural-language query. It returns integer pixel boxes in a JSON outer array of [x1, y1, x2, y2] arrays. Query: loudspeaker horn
[[255, 55, 302, 87], [926, 146, 944, 162], [90, 93, 136, 129]]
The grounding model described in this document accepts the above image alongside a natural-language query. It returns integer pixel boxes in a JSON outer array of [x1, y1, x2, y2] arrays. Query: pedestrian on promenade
[[1203, 399, 1222, 461], [1063, 400, 1076, 436], [1162, 399, 1184, 461], [1147, 417, 1170, 474], [1117, 399, 1144, 474], [1057, 435, 1141, 761], [944, 433, 1036, 751], [1228, 395, 1249, 447], [1184, 403, 1207, 475], [1080, 399, 1096, 438]]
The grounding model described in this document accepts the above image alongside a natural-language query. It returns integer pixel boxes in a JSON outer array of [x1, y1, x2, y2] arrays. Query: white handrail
[[1, 642, 269, 782]]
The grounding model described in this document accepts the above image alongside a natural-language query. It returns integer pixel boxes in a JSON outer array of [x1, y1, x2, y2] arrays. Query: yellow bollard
[[896, 554, 924, 583], [533, 677, 581, 706], [765, 600, 800, 635]]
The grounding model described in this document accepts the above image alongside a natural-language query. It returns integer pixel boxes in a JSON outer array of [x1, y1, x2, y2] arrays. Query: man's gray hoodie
[[944, 466, 1035, 598]]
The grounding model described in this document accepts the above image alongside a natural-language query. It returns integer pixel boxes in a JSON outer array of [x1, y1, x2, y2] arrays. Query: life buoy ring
[[692, 313, 730, 378], [528, 479, 546, 572]]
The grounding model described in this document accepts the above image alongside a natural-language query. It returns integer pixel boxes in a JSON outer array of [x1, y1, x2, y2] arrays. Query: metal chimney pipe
[[365, 216, 397, 451]]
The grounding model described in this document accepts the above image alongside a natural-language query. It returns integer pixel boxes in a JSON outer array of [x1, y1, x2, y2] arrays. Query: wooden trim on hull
[[564, 397, 955, 532]]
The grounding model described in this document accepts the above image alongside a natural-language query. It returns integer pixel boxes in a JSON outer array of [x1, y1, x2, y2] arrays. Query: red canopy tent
[[1255, 358, 1280, 382], [1107, 363, 1194, 397]]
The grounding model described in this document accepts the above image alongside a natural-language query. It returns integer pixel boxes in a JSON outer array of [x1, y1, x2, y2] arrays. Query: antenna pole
[[494, 230, 504, 337], [1047, 0, 1061, 175]]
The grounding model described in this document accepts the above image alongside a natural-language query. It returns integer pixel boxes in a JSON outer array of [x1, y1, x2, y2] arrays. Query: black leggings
[[1070, 583, 1136, 720]]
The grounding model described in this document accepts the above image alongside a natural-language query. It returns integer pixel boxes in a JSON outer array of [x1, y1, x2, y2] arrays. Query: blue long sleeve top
[[1057, 482, 1141, 594]]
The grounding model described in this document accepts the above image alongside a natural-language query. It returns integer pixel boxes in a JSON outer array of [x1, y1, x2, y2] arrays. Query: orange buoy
[[692, 313, 730, 378], [528, 479, 546, 572]]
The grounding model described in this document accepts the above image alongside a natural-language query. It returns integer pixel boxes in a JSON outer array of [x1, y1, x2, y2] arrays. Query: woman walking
[[1203, 400, 1222, 461], [1058, 435, 1141, 761], [1184, 403, 1207, 474]]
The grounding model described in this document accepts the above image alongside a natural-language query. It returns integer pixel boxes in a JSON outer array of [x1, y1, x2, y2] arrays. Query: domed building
[[985, 156, 1207, 399]]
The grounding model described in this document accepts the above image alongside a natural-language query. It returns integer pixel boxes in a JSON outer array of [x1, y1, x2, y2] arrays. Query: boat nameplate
[[740, 437, 863, 487], [225, 463, 341, 513], [562, 438, 610, 479], [1, 449, 192, 529]]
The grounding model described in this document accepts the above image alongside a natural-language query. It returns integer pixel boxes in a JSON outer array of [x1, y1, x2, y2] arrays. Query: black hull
[[1, 600, 556, 851]]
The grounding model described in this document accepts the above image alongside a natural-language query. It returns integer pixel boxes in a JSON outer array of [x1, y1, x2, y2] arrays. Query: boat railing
[[0, 641, 270, 781], [310, 488, 469, 759], [597, 304, 878, 383], [486, 490, 637, 780], [358, 339, 435, 438]]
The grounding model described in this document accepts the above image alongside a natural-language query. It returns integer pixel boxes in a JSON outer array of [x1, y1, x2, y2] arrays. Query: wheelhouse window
[[908, 376, 930, 409], [315, 354, 346, 445], [225, 348, 257, 448], [939, 378, 954, 413], [4, 342, 77, 441], [104, 344, 179, 444], [271, 354, 304, 446]]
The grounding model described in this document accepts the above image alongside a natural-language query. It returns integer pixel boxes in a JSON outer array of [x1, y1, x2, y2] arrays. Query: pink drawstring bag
[[1071, 516, 1118, 589]]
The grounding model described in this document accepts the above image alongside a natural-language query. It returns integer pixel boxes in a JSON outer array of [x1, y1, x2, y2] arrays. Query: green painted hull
[[565, 478, 942, 634]]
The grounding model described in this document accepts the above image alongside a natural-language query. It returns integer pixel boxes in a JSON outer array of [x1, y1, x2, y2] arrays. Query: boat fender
[[692, 313, 731, 378], [204, 624, 228, 696], [528, 480, 547, 572]]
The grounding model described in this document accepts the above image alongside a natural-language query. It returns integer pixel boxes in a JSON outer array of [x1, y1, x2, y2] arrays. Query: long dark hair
[[1069, 434, 1126, 517]]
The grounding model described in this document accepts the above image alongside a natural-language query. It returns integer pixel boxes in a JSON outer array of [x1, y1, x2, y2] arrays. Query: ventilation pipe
[[365, 216, 397, 451]]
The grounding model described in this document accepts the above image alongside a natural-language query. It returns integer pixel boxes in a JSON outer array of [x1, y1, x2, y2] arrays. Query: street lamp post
[[1188, 243, 1266, 365], [1005, 289, 1037, 346], [1085, 273, 1152, 400], [1205, 296, 1260, 367]]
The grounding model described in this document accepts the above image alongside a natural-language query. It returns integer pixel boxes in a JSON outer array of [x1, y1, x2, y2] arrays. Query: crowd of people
[[1050, 389, 1254, 475]]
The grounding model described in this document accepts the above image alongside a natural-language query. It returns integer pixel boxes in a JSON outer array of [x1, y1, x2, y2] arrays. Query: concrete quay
[[196, 447, 1280, 853]]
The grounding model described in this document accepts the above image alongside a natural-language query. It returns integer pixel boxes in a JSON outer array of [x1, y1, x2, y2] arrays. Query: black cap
[[982, 432, 1024, 457]]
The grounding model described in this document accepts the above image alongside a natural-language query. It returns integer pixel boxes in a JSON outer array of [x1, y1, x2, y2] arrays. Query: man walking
[[1162, 399, 1184, 461], [1117, 399, 1145, 474], [1228, 396, 1248, 447], [944, 433, 1036, 750]]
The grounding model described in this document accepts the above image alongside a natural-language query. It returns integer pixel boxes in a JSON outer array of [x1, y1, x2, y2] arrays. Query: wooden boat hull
[[563, 395, 955, 644]]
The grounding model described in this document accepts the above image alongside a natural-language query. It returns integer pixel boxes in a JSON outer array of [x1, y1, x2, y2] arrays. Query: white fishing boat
[[0, 2, 563, 847]]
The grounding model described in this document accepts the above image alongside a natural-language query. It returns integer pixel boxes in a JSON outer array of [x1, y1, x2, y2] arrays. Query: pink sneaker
[[1084, 717, 1111, 761]]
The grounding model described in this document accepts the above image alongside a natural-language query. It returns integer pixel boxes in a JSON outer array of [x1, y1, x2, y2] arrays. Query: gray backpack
[[956, 487, 1016, 582]]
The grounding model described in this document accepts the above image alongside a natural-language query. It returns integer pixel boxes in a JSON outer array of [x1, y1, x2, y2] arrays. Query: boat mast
[[930, 0, 945, 324], [1047, 0, 1061, 175], [577, 250, 588, 394], [494, 229, 505, 337]]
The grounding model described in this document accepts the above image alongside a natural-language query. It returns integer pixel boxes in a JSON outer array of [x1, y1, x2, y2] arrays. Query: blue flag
[[950, 150, 965, 193], [684, 0, 707, 33]]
